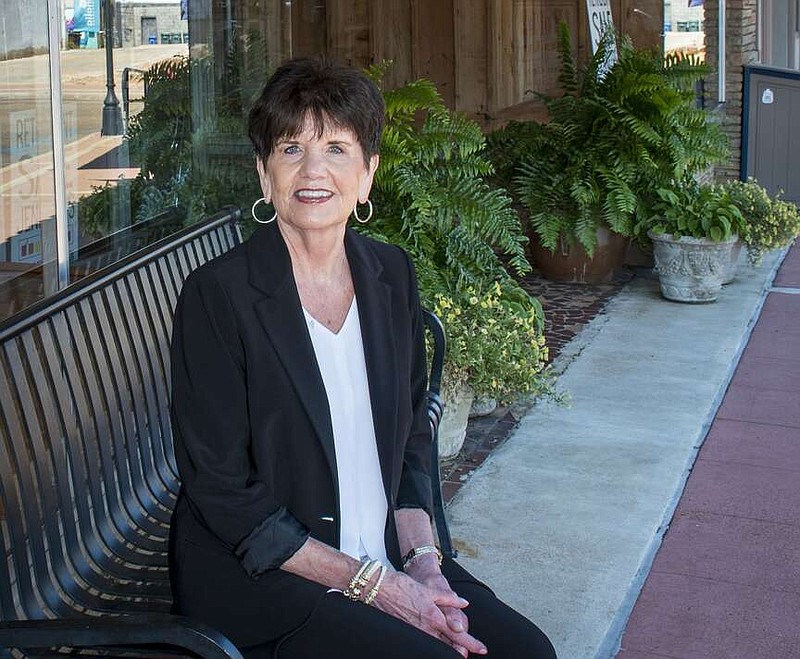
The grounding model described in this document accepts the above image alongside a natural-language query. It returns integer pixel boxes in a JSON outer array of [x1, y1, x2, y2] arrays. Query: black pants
[[242, 559, 557, 659]]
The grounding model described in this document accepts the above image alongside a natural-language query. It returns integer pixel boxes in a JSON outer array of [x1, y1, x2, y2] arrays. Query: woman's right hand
[[371, 569, 487, 657]]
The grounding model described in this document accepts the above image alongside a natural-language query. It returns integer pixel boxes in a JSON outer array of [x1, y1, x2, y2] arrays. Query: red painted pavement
[[616, 243, 800, 659], [773, 240, 800, 288]]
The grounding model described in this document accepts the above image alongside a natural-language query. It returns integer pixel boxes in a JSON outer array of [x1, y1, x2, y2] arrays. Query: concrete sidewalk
[[446, 247, 788, 659]]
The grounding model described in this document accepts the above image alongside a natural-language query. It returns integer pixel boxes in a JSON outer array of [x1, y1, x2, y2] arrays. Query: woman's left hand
[[393, 509, 483, 655], [404, 555, 473, 651]]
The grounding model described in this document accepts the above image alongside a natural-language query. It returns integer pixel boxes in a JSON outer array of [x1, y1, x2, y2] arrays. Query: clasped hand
[[371, 563, 488, 657]]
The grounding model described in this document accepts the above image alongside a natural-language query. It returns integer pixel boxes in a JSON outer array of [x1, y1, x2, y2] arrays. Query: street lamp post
[[101, 0, 123, 135]]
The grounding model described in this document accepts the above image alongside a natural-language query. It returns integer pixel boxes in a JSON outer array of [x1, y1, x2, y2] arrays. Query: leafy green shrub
[[723, 179, 800, 264], [430, 281, 549, 402], [643, 178, 741, 241]]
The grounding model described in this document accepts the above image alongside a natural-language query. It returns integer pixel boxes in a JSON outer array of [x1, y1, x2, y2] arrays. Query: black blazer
[[168, 222, 433, 647]]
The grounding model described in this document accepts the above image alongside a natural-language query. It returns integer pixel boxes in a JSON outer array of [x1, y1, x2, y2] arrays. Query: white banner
[[586, 0, 618, 76]]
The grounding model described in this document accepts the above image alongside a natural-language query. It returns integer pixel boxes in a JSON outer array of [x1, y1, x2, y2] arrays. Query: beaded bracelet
[[364, 564, 388, 605], [343, 559, 381, 602], [343, 559, 371, 602]]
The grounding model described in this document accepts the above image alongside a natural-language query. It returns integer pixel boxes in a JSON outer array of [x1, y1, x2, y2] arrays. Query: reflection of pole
[[2, 17, 8, 61], [47, 0, 70, 291], [101, 0, 123, 135]]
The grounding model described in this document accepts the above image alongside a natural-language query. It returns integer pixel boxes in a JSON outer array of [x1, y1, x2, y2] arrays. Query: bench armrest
[[0, 613, 242, 659], [422, 309, 457, 559]]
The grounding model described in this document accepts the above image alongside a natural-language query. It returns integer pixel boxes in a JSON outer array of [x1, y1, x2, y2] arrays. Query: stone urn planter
[[649, 231, 737, 302], [721, 239, 744, 285], [438, 381, 475, 458], [469, 395, 497, 418]]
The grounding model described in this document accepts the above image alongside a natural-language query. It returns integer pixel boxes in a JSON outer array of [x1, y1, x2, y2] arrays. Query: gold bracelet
[[401, 545, 443, 570], [365, 564, 388, 605], [344, 559, 381, 602], [344, 559, 372, 601]]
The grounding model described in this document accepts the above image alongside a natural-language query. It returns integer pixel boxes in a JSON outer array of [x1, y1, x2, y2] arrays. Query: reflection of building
[[117, 0, 186, 47], [6, 216, 77, 264], [0, 3, 48, 60], [63, 0, 101, 49], [664, 0, 705, 57]]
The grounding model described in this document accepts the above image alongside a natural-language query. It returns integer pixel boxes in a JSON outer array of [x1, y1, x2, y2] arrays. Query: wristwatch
[[401, 545, 443, 570]]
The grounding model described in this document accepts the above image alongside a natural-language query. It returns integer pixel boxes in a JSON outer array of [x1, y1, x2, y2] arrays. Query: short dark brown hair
[[248, 57, 384, 168]]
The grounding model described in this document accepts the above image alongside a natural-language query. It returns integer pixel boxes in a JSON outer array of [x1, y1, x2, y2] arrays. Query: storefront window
[[0, 0, 197, 323]]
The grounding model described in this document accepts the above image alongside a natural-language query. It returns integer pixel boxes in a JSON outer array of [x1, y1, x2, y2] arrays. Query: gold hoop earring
[[252, 197, 277, 224], [353, 199, 373, 224]]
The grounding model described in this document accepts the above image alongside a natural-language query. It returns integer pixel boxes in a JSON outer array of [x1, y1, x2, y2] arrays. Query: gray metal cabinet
[[742, 65, 800, 203]]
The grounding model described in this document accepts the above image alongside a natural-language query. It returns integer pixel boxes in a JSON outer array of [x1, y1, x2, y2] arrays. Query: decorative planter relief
[[438, 382, 475, 458], [469, 395, 498, 418], [649, 232, 736, 303]]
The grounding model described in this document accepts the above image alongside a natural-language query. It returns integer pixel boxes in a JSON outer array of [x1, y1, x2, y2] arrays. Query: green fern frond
[[557, 22, 578, 94], [366, 72, 531, 298]]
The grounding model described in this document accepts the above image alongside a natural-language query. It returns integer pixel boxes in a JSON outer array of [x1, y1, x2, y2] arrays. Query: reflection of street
[[0, 44, 185, 145], [0, 44, 185, 246]]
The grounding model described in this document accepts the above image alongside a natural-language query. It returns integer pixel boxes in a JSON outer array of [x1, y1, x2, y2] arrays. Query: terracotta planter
[[528, 227, 628, 283], [625, 241, 655, 269], [649, 232, 737, 303]]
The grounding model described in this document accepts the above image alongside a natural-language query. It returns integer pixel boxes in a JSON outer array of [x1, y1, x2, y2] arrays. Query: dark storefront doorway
[[141, 17, 157, 45]]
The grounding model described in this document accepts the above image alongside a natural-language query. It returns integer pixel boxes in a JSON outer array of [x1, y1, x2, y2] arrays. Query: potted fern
[[488, 24, 728, 282], [359, 73, 552, 456]]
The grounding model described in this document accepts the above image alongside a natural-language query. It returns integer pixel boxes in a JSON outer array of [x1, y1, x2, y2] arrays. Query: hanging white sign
[[586, 0, 618, 75]]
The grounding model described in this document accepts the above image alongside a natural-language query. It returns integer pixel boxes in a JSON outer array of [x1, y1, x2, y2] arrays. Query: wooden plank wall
[[454, 0, 489, 120], [488, 0, 538, 112], [235, 0, 663, 126], [369, 0, 414, 90], [293, 0, 327, 57], [327, 0, 371, 67], [412, 0, 456, 108], [237, 0, 291, 73]]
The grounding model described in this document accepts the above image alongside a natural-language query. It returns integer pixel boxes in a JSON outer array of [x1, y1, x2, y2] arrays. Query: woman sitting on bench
[[168, 56, 557, 659]]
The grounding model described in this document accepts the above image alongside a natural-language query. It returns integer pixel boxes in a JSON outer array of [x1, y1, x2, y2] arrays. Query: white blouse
[[303, 297, 390, 567]]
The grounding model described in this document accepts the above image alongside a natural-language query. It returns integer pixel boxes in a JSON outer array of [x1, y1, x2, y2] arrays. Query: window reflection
[[0, 0, 335, 323], [664, 0, 706, 60], [64, 1, 189, 288], [0, 3, 57, 320]]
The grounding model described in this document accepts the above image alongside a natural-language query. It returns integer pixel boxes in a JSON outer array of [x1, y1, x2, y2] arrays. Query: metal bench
[[0, 207, 453, 657]]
